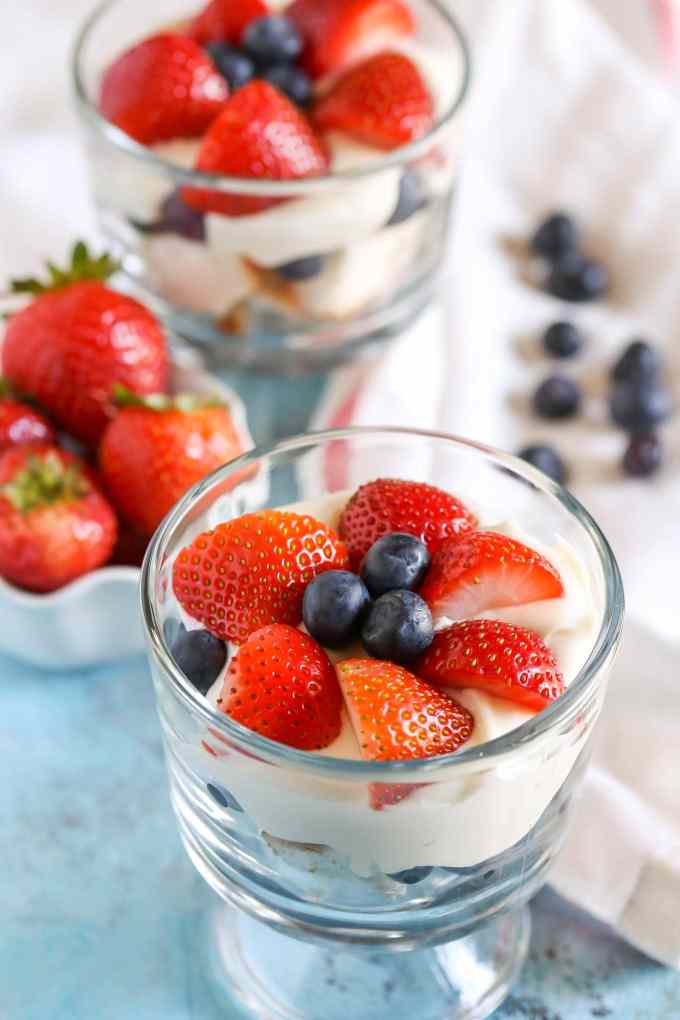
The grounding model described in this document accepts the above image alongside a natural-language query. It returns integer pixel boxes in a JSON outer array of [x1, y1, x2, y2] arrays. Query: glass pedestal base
[[204, 903, 531, 1020]]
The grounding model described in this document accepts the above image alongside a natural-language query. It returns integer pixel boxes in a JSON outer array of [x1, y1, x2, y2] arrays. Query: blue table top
[[2, 369, 680, 1019]]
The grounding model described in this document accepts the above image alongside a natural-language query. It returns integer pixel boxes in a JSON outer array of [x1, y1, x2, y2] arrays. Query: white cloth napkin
[[314, 0, 680, 969]]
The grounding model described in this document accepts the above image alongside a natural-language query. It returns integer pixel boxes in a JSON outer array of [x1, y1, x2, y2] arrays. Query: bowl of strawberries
[[0, 243, 255, 669], [72, 0, 470, 369]]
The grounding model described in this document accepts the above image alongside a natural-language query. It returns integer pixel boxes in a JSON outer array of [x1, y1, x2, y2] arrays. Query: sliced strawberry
[[336, 658, 474, 809], [288, 0, 416, 79], [182, 81, 329, 217], [218, 624, 342, 751], [420, 531, 564, 621], [338, 478, 476, 571], [190, 0, 268, 45], [314, 51, 433, 150], [99, 33, 229, 145], [173, 509, 349, 643], [415, 619, 565, 712]]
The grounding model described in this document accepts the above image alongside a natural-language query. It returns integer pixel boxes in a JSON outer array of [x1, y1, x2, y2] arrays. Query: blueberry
[[530, 212, 579, 260], [387, 170, 426, 226], [242, 15, 303, 67], [263, 63, 313, 106], [389, 866, 433, 884], [147, 191, 205, 241], [207, 784, 243, 812], [206, 43, 254, 90], [542, 321, 583, 359], [611, 339, 660, 384], [546, 253, 609, 302], [170, 624, 227, 695], [276, 254, 327, 280], [362, 590, 433, 664], [610, 381, 673, 431], [532, 375, 581, 419], [518, 444, 568, 485], [303, 570, 370, 648], [622, 431, 663, 478], [360, 533, 430, 598]]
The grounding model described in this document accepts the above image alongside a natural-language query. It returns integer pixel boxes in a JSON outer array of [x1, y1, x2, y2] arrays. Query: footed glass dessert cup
[[73, 0, 469, 371], [141, 428, 623, 1020]]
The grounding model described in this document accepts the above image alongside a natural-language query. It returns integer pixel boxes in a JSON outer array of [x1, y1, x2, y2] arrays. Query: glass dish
[[72, 0, 470, 371], [141, 428, 624, 1019]]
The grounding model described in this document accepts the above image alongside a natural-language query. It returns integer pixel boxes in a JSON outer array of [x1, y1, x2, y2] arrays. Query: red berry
[[100, 33, 229, 145], [0, 398, 54, 453], [173, 509, 350, 643], [219, 624, 342, 750], [338, 478, 476, 571], [416, 619, 565, 712], [190, 0, 268, 45]]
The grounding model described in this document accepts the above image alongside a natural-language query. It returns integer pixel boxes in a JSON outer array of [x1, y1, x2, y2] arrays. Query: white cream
[[143, 234, 257, 317]]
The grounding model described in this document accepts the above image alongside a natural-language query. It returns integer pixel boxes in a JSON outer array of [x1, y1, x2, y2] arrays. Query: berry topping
[[314, 51, 434, 151], [611, 339, 661, 384], [389, 867, 433, 884], [0, 388, 55, 454], [541, 321, 583, 359], [546, 253, 609, 302], [206, 43, 255, 91], [339, 478, 476, 571], [263, 64, 314, 107], [99, 33, 229, 145], [144, 190, 206, 241], [419, 531, 564, 622], [242, 15, 303, 67], [182, 81, 329, 217], [287, 0, 416, 79], [190, 0, 268, 45], [170, 623, 227, 695], [415, 619, 565, 712], [208, 784, 243, 811], [532, 375, 581, 420], [99, 390, 247, 537], [3, 244, 168, 447], [303, 569, 370, 648], [387, 169, 426, 226], [609, 380, 673, 432], [622, 431, 663, 478], [173, 510, 349, 643], [530, 212, 579, 260], [219, 624, 342, 750], [518, 444, 568, 485], [0, 445, 117, 593], [361, 589, 433, 664], [360, 532, 430, 597], [276, 254, 327, 280]]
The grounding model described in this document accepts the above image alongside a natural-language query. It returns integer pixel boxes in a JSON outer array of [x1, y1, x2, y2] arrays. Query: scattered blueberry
[[545, 253, 608, 302], [611, 339, 660, 384], [276, 254, 327, 280], [389, 866, 433, 884], [242, 15, 303, 67], [518, 444, 568, 485], [610, 381, 673, 431], [207, 784, 243, 812], [542, 321, 583, 359], [149, 190, 205, 241], [532, 375, 581, 419], [362, 590, 433, 665], [622, 431, 663, 478], [170, 623, 227, 696], [303, 570, 370, 648], [263, 63, 313, 106], [530, 212, 579, 260], [206, 43, 255, 91], [360, 533, 430, 598], [387, 170, 427, 226]]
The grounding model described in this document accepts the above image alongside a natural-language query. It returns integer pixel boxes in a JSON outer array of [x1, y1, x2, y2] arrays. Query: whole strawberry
[[3, 243, 169, 447], [99, 388, 248, 537], [100, 33, 229, 145], [182, 81, 329, 217], [0, 381, 54, 453], [0, 444, 117, 593]]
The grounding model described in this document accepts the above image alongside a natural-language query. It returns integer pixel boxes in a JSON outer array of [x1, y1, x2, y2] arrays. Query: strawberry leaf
[[10, 242, 120, 297]]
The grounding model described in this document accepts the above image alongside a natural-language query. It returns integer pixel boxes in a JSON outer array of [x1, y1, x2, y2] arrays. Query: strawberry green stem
[[2, 451, 88, 513], [11, 242, 120, 296], [113, 384, 224, 413]]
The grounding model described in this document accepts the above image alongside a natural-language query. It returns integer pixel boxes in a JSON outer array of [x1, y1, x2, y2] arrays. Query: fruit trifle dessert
[[164, 476, 600, 878], [82, 0, 466, 346]]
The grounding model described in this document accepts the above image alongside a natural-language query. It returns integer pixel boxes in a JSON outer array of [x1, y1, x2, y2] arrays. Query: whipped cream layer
[[172, 490, 604, 876]]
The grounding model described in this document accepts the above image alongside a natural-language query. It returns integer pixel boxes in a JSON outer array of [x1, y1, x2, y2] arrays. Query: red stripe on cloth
[[651, 0, 677, 66]]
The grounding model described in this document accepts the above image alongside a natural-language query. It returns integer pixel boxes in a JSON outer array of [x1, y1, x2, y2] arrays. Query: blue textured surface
[[2, 372, 680, 1019]]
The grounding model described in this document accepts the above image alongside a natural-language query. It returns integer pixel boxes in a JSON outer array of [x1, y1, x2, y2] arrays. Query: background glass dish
[[73, 0, 470, 371], [141, 428, 623, 1019]]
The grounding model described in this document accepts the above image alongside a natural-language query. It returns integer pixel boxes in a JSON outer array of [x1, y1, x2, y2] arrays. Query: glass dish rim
[[141, 426, 624, 778], [71, 0, 471, 196]]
